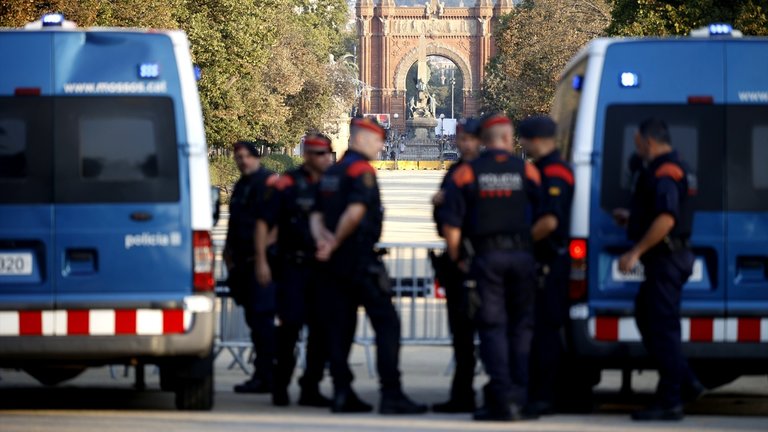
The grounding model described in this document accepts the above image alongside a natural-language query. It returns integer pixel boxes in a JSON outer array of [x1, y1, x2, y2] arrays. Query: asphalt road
[[1, 170, 766, 431]]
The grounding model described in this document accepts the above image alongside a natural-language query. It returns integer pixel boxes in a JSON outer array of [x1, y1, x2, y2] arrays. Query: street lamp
[[450, 68, 456, 119]]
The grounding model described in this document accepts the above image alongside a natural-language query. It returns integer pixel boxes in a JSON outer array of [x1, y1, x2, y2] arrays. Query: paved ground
[[1, 171, 766, 431]]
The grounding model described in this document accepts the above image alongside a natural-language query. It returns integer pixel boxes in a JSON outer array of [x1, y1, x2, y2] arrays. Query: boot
[[331, 387, 373, 413], [234, 375, 271, 394], [272, 387, 290, 407], [298, 387, 332, 408], [379, 391, 428, 415]]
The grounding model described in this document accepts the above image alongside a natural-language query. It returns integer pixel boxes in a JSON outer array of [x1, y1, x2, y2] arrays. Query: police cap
[[517, 115, 557, 139], [233, 140, 262, 158], [351, 116, 387, 140], [304, 133, 333, 152], [457, 117, 481, 137]]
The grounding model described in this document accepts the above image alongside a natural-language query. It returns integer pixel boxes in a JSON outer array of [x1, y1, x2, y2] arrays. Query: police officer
[[517, 116, 574, 416], [439, 113, 542, 421], [430, 118, 482, 414], [224, 140, 278, 394], [311, 117, 427, 415], [615, 118, 704, 421], [256, 134, 335, 407]]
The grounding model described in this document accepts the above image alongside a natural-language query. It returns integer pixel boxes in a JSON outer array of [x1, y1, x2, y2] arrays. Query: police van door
[[0, 33, 55, 313], [724, 43, 768, 333], [52, 95, 192, 310]]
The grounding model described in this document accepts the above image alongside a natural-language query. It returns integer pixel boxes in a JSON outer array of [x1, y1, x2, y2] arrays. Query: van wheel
[[175, 373, 214, 411], [170, 351, 215, 411], [555, 363, 600, 413]]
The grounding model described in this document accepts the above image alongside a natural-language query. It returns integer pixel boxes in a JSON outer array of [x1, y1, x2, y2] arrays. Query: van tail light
[[569, 238, 588, 302], [688, 95, 714, 105], [15, 87, 41, 96], [193, 231, 215, 292]]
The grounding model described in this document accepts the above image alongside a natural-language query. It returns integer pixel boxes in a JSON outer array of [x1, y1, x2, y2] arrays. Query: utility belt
[[276, 249, 314, 265], [472, 233, 531, 254]]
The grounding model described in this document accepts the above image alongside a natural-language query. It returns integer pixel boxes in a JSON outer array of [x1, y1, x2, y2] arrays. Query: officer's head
[[518, 115, 557, 160], [456, 118, 481, 160], [479, 113, 514, 152], [302, 133, 334, 173], [233, 140, 262, 175], [634, 118, 671, 162], [349, 117, 386, 160]]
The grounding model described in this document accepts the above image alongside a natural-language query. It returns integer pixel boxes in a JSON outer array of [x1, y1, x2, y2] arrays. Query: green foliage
[[208, 155, 240, 203], [608, 0, 768, 36], [261, 154, 298, 174], [483, 0, 611, 119]]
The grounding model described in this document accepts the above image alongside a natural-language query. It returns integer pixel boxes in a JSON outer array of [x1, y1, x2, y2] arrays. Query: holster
[[465, 278, 481, 320], [366, 259, 393, 297]]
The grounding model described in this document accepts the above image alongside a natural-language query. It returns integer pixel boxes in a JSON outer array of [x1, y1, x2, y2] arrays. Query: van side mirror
[[210, 186, 221, 225]]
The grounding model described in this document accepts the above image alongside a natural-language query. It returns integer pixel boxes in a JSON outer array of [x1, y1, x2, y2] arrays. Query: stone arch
[[392, 44, 473, 94]]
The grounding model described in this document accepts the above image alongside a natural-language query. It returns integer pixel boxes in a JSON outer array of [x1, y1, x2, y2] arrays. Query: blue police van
[[0, 14, 218, 410], [551, 24, 768, 398]]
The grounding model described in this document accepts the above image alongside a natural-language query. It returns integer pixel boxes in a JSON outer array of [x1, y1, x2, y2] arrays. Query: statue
[[409, 78, 437, 119], [424, 1, 432, 17], [438, 1, 445, 16]]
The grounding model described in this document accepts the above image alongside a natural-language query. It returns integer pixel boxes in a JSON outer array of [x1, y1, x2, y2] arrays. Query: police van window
[[80, 118, 158, 180], [55, 97, 179, 203], [601, 105, 724, 212], [0, 98, 53, 203], [551, 57, 587, 160], [726, 106, 768, 211]]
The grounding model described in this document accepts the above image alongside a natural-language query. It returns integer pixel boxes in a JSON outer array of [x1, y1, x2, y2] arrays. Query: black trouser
[[321, 259, 402, 396], [528, 252, 570, 406], [471, 249, 536, 408], [442, 264, 477, 401], [274, 261, 329, 392], [238, 273, 276, 386], [635, 249, 698, 407]]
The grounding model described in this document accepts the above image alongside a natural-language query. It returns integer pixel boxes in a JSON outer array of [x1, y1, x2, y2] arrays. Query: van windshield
[[600, 105, 725, 212], [0, 96, 179, 204]]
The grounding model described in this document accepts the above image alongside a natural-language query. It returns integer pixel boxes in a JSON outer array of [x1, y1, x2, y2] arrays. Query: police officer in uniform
[[224, 140, 279, 394], [256, 134, 335, 407], [615, 118, 704, 421], [517, 116, 575, 416], [430, 118, 482, 413], [311, 117, 427, 415], [439, 113, 542, 421]]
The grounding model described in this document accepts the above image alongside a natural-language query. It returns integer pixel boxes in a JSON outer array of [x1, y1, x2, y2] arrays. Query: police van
[[0, 14, 218, 410], [551, 24, 768, 397]]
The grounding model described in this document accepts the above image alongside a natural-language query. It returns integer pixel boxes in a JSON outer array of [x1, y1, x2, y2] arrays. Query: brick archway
[[356, 0, 514, 132]]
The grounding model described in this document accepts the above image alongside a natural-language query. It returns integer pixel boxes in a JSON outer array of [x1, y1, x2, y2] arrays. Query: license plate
[[611, 258, 704, 283], [0, 252, 34, 276]]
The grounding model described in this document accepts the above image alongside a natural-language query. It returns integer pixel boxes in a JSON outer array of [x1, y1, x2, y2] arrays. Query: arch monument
[[356, 0, 514, 133]]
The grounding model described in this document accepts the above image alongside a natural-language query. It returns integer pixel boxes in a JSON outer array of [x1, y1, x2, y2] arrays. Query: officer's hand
[[256, 260, 272, 287], [315, 239, 334, 262], [618, 250, 640, 274], [612, 208, 630, 227], [432, 190, 445, 206]]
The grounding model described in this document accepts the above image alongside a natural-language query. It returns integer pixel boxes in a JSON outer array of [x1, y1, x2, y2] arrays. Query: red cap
[[480, 113, 512, 130], [304, 134, 332, 151], [350, 117, 386, 139]]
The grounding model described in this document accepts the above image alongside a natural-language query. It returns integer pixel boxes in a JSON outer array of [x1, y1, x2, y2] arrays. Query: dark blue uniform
[[225, 166, 278, 389], [627, 150, 697, 408], [315, 150, 403, 397], [432, 158, 477, 408], [260, 165, 329, 401], [440, 149, 542, 413], [529, 150, 574, 408]]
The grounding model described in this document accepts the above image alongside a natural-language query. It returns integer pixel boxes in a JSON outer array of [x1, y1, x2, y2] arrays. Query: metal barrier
[[212, 232, 452, 377]]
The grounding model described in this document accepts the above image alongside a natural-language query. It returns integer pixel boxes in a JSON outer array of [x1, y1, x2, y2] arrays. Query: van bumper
[[0, 296, 215, 364], [568, 316, 768, 367]]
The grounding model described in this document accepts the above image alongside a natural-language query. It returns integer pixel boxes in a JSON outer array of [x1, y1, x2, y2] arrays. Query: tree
[[482, 0, 611, 119], [608, 0, 768, 36]]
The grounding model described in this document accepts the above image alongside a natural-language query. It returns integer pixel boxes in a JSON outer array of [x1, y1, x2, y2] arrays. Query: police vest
[[278, 168, 316, 254], [467, 153, 530, 240]]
